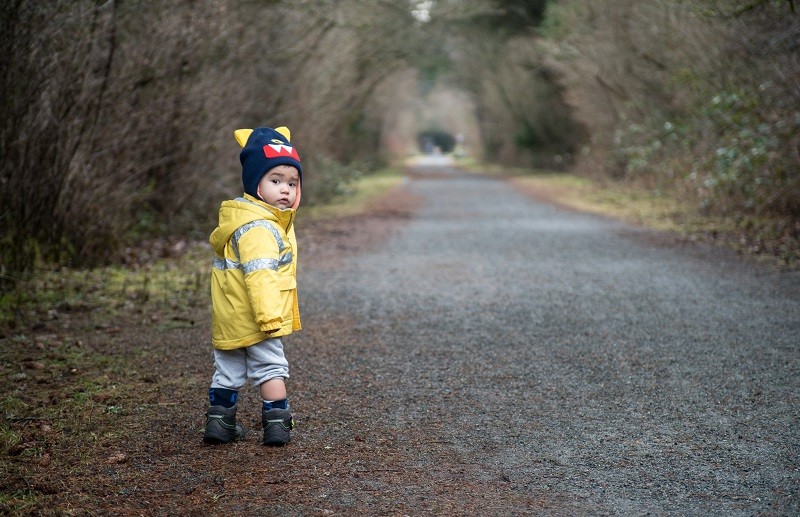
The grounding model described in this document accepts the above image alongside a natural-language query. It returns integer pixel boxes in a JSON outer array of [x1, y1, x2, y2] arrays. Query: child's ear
[[234, 129, 253, 148]]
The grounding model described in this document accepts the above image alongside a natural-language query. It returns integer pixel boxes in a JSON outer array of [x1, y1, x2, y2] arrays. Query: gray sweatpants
[[210, 337, 289, 390]]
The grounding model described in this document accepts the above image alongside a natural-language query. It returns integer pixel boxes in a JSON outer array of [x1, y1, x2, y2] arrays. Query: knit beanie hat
[[235, 126, 302, 209]]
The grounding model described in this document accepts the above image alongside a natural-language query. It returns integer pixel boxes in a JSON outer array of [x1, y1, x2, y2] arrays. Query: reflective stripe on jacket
[[209, 193, 301, 350]]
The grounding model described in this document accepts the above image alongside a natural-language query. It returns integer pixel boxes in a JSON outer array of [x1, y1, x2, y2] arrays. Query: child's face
[[257, 165, 299, 209]]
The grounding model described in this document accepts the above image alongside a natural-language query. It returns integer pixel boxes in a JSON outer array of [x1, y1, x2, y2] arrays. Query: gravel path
[[290, 166, 800, 515]]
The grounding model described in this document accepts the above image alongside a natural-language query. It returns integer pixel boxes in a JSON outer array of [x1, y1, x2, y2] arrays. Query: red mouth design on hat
[[263, 143, 300, 160]]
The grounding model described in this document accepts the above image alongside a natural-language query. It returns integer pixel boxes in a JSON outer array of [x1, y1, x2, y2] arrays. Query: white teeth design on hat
[[265, 143, 299, 158]]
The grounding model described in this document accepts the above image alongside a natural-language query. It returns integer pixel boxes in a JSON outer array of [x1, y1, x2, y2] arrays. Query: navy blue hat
[[237, 126, 302, 201]]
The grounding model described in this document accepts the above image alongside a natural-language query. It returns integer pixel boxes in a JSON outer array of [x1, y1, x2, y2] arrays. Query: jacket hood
[[209, 194, 296, 256]]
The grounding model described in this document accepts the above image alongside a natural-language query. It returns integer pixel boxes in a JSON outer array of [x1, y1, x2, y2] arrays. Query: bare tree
[[0, 0, 442, 283]]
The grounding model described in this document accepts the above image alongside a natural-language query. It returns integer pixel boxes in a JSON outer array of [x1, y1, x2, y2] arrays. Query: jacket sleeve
[[236, 224, 283, 332]]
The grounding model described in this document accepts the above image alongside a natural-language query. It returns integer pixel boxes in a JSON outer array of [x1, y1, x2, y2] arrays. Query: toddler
[[203, 126, 302, 446]]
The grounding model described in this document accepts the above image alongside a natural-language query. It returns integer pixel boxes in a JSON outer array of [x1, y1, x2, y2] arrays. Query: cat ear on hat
[[274, 126, 291, 142], [234, 129, 253, 148], [234, 127, 291, 147]]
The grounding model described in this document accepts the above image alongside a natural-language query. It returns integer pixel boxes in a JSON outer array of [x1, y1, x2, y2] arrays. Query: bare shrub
[[541, 0, 799, 221], [1, 0, 430, 287], [1, 2, 121, 280]]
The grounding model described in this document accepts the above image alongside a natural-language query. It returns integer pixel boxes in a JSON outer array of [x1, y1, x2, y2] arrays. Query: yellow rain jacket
[[209, 193, 301, 350]]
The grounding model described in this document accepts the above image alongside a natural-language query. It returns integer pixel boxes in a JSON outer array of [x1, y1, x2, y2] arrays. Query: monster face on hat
[[236, 126, 302, 209]]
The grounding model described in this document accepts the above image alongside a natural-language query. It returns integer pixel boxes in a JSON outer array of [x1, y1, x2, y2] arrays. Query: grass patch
[[0, 330, 146, 512], [302, 168, 406, 221], [0, 424, 22, 455], [0, 243, 210, 334], [512, 173, 688, 231], [511, 171, 799, 269], [0, 489, 38, 516]]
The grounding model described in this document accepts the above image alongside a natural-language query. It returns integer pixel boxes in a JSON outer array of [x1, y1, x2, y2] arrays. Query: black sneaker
[[262, 408, 293, 446], [203, 405, 246, 444]]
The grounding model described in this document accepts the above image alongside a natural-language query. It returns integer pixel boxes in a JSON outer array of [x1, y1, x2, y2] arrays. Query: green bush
[[611, 80, 798, 219], [300, 156, 365, 207]]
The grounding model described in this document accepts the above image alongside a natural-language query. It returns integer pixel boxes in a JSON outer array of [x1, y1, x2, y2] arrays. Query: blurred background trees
[[0, 0, 431, 282], [535, 0, 800, 258], [2, 0, 798, 285]]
